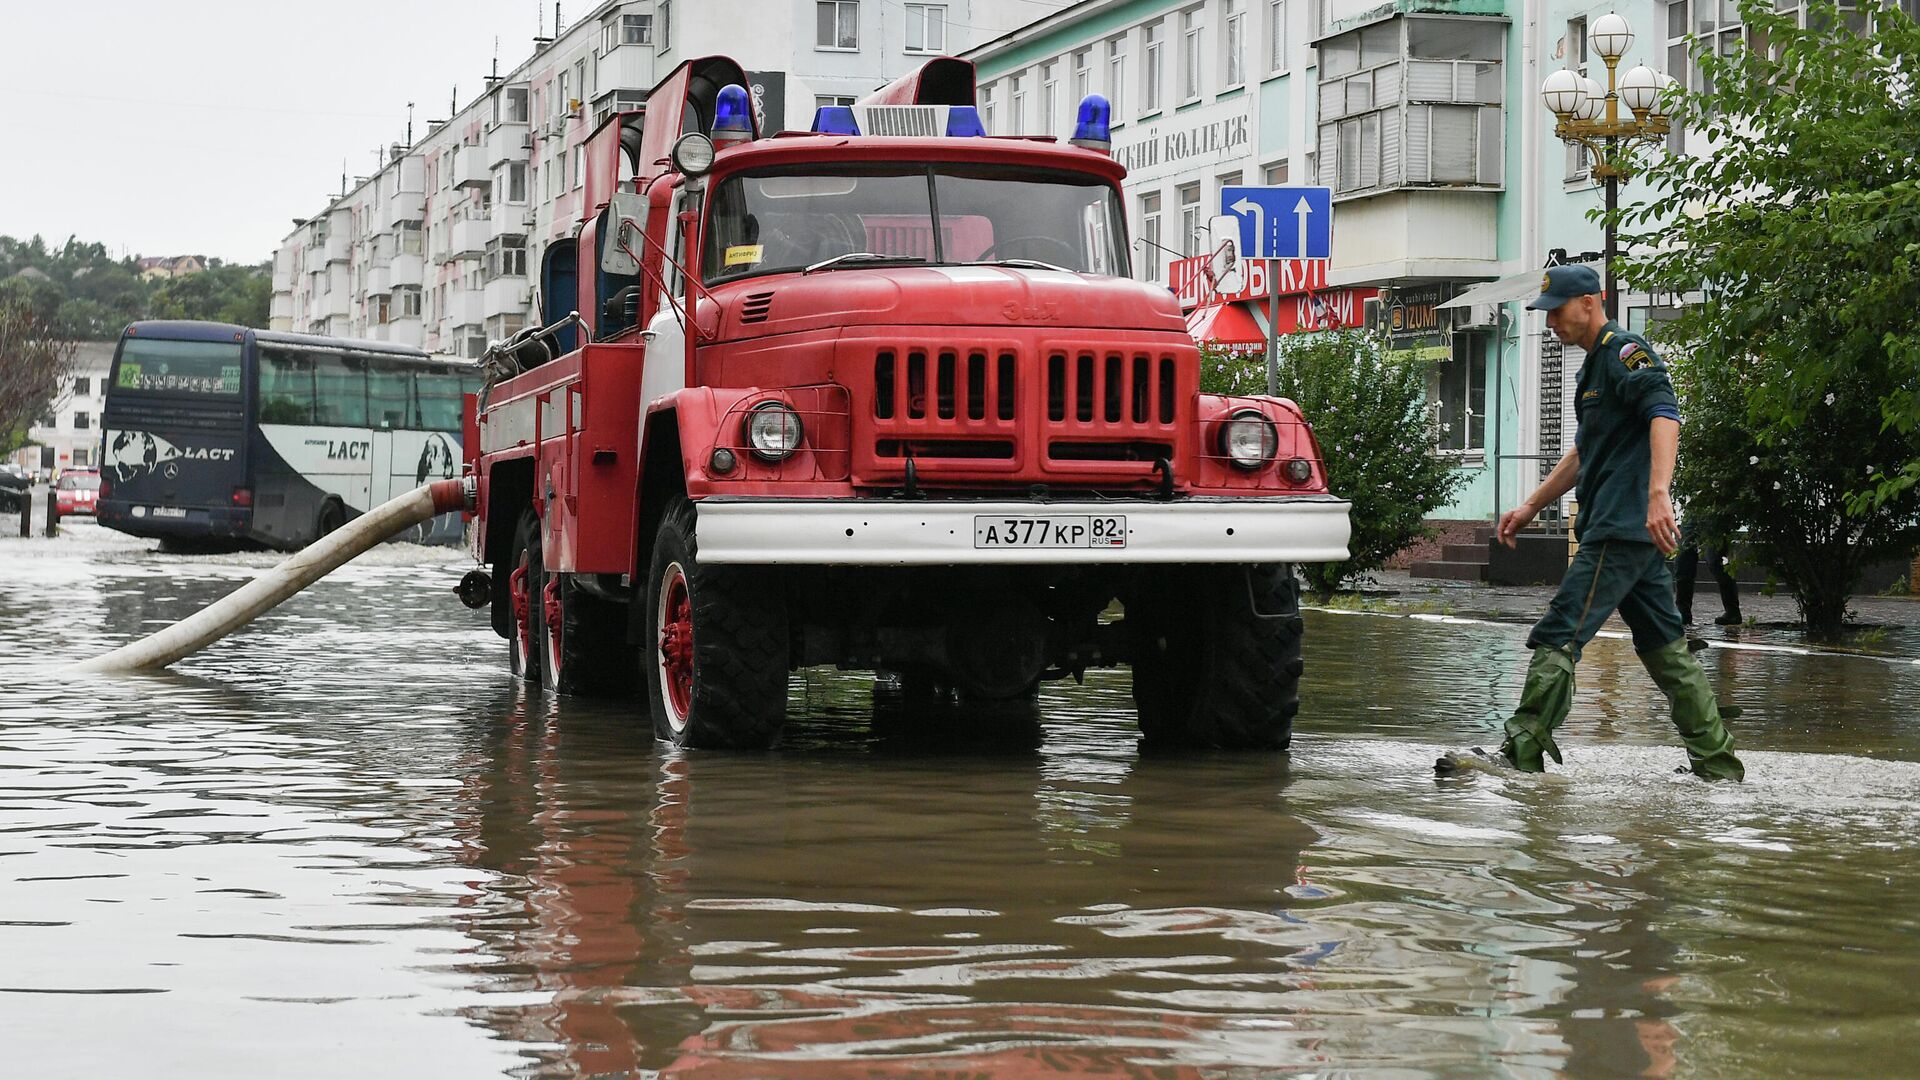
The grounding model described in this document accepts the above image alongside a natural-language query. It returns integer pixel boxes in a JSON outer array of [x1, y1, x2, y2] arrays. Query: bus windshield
[[114, 337, 243, 396], [702, 164, 1129, 285]]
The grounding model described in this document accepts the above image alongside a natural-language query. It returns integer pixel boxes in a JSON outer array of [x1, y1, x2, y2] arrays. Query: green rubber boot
[[1499, 646, 1577, 772], [1640, 637, 1746, 781]]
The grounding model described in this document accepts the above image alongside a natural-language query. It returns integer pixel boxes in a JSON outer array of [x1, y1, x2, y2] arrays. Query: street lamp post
[[1541, 13, 1673, 320]]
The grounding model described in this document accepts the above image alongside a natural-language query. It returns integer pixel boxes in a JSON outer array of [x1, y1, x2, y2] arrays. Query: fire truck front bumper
[[694, 496, 1351, 566]]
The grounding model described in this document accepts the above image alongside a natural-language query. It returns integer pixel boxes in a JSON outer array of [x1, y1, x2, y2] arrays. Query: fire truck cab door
[[636, 192, 692, 446]]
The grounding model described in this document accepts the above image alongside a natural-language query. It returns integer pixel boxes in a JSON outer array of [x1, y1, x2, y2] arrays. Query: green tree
[[1617, 0, 1920, 636], [0, 278, 79, 455], [148, 263, 270, 327], [1201, 330, 1465, 599]]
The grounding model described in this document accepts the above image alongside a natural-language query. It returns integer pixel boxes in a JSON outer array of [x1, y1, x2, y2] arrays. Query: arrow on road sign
[[1229, 197, 1266, 260]]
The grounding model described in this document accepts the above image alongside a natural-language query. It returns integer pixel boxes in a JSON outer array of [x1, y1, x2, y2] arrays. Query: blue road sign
[[1221, 185, 1333, 260]]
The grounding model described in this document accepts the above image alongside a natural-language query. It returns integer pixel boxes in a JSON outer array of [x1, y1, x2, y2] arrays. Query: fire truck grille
[[856, 343, 1192, 483]]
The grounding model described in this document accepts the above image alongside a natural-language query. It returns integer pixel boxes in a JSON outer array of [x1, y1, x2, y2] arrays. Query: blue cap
[[1528, 264, 1603, 311]]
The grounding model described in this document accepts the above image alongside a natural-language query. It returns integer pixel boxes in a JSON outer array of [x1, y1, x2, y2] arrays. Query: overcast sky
[[0, 0, 560, 266]]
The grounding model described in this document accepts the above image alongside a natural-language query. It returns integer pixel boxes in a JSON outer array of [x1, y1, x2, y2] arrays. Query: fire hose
[[72, 478, 473, 674]]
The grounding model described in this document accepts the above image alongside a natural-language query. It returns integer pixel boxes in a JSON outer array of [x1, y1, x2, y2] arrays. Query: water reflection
[[3, 531, 1920, 1076]]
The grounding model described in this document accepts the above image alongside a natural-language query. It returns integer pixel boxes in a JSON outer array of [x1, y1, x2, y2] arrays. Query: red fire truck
[[464, 56, 1350, 750]]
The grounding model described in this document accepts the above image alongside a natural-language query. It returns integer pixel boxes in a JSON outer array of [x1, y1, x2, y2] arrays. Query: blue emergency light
[[811, 106, 861, 135], [945, 105, 986, 137], [1070, 95, 1112, 153], [713, 83, 753, 146]]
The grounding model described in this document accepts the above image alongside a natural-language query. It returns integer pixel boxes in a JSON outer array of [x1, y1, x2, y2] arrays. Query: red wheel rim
[[509, 554, 533, 676], [657, 564, 694, 730], [542, 578, 563, 682]]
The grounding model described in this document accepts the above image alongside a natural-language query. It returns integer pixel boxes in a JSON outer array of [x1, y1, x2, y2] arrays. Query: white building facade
[[270, 0, 1058, 357], [10, 342, 115, 478]]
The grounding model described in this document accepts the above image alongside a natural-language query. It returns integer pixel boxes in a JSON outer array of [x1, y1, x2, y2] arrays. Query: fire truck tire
[[506, 510, 543, 685], [643, 496, 788, 749], [1128, 563, 1302, 750], [540, 573, 636, 697]]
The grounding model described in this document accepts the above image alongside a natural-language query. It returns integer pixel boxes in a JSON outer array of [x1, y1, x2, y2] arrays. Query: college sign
[[1113, 98, 1252, 185]]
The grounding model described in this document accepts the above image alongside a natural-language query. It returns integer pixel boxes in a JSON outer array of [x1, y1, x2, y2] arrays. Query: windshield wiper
[[802, 252, 928, 275], [963, 258, 1077, 274]]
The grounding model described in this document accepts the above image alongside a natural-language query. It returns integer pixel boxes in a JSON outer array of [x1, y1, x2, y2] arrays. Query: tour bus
[[98, 321, 480, 549]]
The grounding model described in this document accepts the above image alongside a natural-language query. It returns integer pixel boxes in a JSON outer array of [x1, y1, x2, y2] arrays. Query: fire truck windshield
[[702, 163, 1129, 285]]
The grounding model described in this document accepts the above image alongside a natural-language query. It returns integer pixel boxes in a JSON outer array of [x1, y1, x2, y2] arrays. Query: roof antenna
[[450, 84, 458, 116], [554, 2, 563, 35], [492, 37, 500, 79], [405, 102, 415, 146]]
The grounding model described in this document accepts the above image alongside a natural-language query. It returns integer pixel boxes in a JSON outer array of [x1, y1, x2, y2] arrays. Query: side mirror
[[1204, 214, 1243, 295], [602, 191, 649, 276]]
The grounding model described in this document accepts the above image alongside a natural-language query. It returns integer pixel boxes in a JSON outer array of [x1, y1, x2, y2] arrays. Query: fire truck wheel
[[644, 497, 789, 749], [1128, 564, 1303, 750], [506, 510, 544, 685], [540, 573, 637, 697]]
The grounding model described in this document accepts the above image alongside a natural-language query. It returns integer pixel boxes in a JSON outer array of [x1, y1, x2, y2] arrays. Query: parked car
[[54, 468, 100, 517], [0, 464, 29, 512]]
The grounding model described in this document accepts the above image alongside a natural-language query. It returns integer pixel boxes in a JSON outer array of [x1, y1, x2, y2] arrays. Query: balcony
[[386, 190, 424, 227], [453, 146, 490, 190], [450, 216, 491, 259], [486, 122, 531, 166], [445, 288, 486, 327], [366, 265, 392, 296], [491, 199, 535, 235], [385, 318, 424, 349], [389, 252, 424, 288], [320, 231, 350, 263], [324, 287, 351, 318], [1327, 188, 1499, 286], [483, 276, 530, 319], [270, 292, 294, 320]]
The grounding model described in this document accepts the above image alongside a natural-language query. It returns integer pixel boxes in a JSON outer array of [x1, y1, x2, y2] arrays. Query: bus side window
[[259, 348, 316, 424], [313, 353, 368, 427], [415, 371, 464, 431], [368, 367, 410, 430]]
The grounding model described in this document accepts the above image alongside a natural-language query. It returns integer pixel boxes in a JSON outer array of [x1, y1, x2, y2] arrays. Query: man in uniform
[[1439, 265, 1745, 781]]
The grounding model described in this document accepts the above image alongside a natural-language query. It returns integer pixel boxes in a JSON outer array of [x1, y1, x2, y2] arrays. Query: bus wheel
[[642, 496, 787, 749], [315, 498, 346, 541], [1128, 564, 1302, 751], [506, 510, 543, 685], [540, 572, 636, 697]]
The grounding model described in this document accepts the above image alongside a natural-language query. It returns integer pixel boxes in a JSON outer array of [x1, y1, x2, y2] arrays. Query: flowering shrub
[[1200, 330, 1463, 599]]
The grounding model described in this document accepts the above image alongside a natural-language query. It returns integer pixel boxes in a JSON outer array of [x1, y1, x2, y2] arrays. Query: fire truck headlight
[[746, 402, 805, 461], [1284, 457, 1315, 484], [672, 132, 715, 176], [1220, 410, 1278, 470]]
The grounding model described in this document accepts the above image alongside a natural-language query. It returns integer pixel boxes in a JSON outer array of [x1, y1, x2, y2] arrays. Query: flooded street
[[4, 525, 1919, 1078]]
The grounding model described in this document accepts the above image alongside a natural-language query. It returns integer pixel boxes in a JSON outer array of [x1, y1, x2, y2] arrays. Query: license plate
[[973, 515, 1127, 549], [152, 506, 187, 519]]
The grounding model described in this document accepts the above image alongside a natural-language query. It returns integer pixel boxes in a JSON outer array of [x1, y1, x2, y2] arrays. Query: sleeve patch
[[1619, 341, 1651, 369]]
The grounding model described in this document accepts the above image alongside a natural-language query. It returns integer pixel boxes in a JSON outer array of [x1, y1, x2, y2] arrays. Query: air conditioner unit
[[1453, 303, 1498, 329]]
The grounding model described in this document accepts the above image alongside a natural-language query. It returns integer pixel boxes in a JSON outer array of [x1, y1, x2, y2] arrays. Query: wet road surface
[[3, 523, 1918, 1077]]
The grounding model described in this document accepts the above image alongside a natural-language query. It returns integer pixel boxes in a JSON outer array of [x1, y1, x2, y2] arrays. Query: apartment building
[[270, 0, 1059, 358], [10, 343, 115, 478]]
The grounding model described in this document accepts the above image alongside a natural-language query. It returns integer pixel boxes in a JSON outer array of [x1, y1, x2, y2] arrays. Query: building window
[[1434, 330, 1487, 453], [1264, 160, 1290, 184], [1009, 73, 1026, 132], [815, 94, 857, 112], [1178, 183, 1202, 256], [1144, 21, 1165, 113], [1180, 9, 1204, 102], [72, 447, 90, 467], [1140, 192, 1163, 281], [486, 236, 527, 280], [395, 286, 422, 318], [73, 377, 90, 396], [573, 145, 584, 190], [506, 162, 527, 203], [398, 221, 423, 255], [72, 411, 90, 431], [487, 314, 527, 341], [463, 325, 488, 359], [375, 294, 391, 325], [1565, 17, 1592, 179], [1663, 0, 1758, 153], [1041, 61, 1060, 134], [905, 4, 946, 52], [1072, 48, 1092, 104], [504, 85, 529, 124], [1225, 0, 1247, 87], [658, 0, 671, 51], [980, 86, 996, 131], [606, 13, 651, 49], [556, 72, 569, 117], [1106, 37, 1128, 118], [817, 0, 859, 50], [1269, 0, 1288, 73]]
